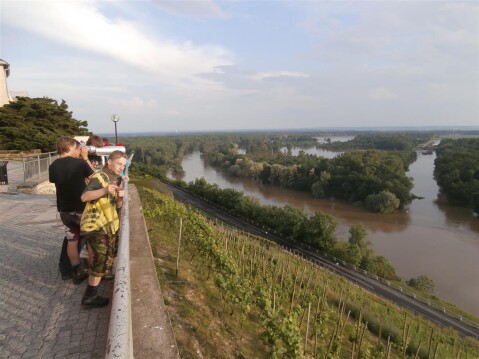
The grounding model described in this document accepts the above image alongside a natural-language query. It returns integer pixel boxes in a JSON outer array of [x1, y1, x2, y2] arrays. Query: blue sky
[[1, 0, 477, 133]]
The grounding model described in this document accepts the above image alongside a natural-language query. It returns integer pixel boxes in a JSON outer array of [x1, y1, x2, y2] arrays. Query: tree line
[[434, 138, 479, 213], [318, 133, 433, 152], [123, 132, 434, 214], [205, 147, 415, 213]]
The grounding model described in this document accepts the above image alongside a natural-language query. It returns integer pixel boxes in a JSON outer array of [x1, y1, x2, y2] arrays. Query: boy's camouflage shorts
[[83, 233, 115, 277]]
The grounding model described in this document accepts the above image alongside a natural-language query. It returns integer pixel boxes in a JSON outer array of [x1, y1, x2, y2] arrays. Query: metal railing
[[22, 151, 58, 183], [106, 153, 134, 359]]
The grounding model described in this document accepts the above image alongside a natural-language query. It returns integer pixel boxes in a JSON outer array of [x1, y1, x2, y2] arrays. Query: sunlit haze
[[2, 0, 478, 133]]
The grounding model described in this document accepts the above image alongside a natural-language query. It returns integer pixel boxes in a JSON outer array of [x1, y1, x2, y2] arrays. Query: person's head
[[86, 135, 104, 148], [103, 137, 111, 146], [57, 137, 80, 157], [107, 150, 127, 175], [73, 140, 82, 158]]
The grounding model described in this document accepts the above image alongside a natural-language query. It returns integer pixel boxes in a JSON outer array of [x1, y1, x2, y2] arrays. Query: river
[[169, 149, 479, 316]]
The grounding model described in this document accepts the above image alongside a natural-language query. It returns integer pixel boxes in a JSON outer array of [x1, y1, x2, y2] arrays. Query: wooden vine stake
[[413, 341, 422, 359], [356, 307, 364, 340], [326, 296, 345, 357], [357, 321, 368, 358], [304, 302, 312, 355], [432, 342, 440, 359], [289, 264, 301, 314], [427, 328, 434, 358], [385, 337, 392, 359], [377, 319, 382, 347], [224, 230, 228, 251], [314, 282, 328, 358], [454, 345, 461, 359], [241, 243, 245, 282], [175, 216, 183, 276]]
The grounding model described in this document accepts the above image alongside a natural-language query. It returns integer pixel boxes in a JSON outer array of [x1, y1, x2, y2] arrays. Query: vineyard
[[138, 182, 479, 358]]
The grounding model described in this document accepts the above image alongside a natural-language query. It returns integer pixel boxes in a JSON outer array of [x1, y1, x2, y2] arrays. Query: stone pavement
[[0, 193, 112, 358]]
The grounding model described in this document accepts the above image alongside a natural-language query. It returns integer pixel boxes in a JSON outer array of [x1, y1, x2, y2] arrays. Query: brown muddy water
[[170, 150, 479, 315]]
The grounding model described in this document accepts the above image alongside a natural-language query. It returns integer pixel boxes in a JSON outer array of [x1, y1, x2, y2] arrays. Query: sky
[[1, 0, 478, 134]]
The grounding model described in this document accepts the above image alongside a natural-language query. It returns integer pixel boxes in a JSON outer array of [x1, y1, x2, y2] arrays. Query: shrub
[[365, 190, 400, 213]]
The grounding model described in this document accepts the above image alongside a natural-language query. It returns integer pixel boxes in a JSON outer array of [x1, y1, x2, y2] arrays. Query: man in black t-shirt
[[49, 137, 94, 284]]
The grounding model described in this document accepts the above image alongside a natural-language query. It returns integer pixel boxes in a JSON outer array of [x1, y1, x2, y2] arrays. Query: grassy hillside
[[135, 179, 479, 358]]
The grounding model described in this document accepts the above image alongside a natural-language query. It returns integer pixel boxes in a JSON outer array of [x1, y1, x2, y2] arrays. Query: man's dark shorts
[[59, 212, 82, 242]]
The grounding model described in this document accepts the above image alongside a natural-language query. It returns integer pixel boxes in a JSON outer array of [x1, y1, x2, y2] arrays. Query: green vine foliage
[[140, 186, 479, 359]]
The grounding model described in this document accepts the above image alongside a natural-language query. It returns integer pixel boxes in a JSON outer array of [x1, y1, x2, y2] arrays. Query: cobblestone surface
[[0, 193, 112, 359]]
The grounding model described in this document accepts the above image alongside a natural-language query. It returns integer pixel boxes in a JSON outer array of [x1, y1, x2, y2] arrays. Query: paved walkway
[[0, 193, 112, 359]]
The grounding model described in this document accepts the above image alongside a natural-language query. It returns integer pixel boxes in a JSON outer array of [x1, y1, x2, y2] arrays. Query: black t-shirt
[[49, 157, 94, 212]]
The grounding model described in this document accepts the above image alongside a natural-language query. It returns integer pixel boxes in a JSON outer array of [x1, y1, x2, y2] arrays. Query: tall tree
[[0, 97, 89, 151]]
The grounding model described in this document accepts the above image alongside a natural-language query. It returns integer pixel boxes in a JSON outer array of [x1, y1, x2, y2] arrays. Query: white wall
[[0, 66, 11, 107]]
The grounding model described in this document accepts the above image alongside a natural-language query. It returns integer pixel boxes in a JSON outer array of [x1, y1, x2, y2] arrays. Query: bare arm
[[80, 147, 96, 172], [81, 183, 118, 202], [116, 196, 124, 208], [116, 185, 125, 208]]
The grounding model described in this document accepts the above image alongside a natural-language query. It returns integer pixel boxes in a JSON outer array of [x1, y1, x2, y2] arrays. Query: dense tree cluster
[[318, 133, 432, 151], [0, 97, 89, 151], [206, 149, 414, 212], [189, 177, 337, 251], [434, 138, 479, 212]]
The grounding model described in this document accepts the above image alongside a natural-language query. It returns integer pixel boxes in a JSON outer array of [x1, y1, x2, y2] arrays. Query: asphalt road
[[159, 180, 479, 338]]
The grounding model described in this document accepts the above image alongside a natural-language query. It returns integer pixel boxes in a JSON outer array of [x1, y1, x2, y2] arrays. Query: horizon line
[[97, 125, 479, 136]]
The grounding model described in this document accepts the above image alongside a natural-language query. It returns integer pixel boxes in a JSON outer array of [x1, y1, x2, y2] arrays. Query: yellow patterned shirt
[[80, 171, 119, 236]]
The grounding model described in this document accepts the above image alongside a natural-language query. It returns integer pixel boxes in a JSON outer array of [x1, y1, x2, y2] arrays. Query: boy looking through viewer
[[86, 135, 104, 170], [49, 137, 94, 283], [80, 150, 126, 308]]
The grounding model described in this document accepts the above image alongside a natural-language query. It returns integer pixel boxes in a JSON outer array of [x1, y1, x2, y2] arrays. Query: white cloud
[[1, 0, 234, 77], [252, 71, 310, 81], [150, 0, 229, 18], [108, 96, 158, 109], [368, 88, 397, 101], [299, 1, 478, 73], [163, 110, 180, 117]]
